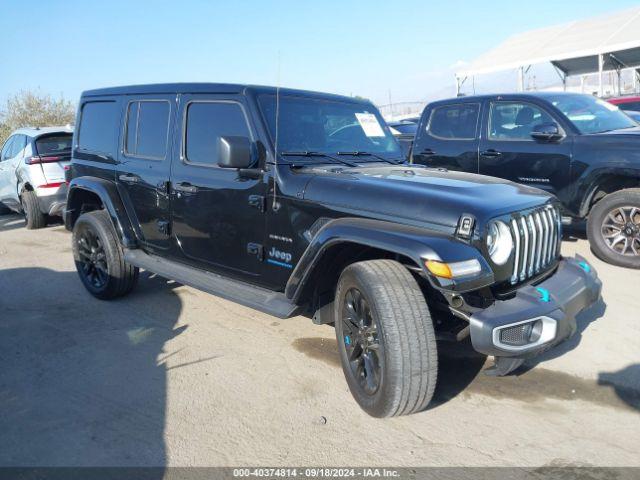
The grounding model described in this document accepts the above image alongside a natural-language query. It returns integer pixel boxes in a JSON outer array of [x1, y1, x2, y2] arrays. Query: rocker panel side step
[[124, 249, 299, 319]]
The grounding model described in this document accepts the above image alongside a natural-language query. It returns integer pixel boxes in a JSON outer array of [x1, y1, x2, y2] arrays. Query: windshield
[[258, 94, 402, 159], [548, 95, 637, 134]]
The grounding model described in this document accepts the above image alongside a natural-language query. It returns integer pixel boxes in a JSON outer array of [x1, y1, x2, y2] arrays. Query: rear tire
[[72, 209, 139, 300], [587, 188, 640, 269], [21, 190, 46, 229], [334, 259, 438, 417]]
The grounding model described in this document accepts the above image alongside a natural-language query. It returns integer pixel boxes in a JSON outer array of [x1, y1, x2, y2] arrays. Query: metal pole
[[455, 76, 460, 96], [598, 54, 604, 97], [518, 66, 525, 92]]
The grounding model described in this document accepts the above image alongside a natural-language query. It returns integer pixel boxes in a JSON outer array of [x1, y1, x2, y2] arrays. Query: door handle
[[420, 148, 436, 155], [118, 173, 140, 183], [173, 182, 198, 194], [481, 149, 502, 158]]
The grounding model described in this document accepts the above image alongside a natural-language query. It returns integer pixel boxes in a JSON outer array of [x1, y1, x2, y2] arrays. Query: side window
[[488, 102, 555, 141], [124, 100, 170, 159], [78, 101, 119, 156], [184, 102, 251, 166], [427, 103, 479, 140], [11, 135, 27, 158], [1, 136, 15, 161]]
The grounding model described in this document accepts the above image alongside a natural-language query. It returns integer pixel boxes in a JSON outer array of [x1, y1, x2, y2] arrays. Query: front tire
[[72, 209, 139, 299], [21, 190, 46, 229], [334, 260, 438, 417], [587, 188, 640, 269]]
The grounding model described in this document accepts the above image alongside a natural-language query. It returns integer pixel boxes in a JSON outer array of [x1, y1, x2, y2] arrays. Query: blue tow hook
[[344, 335, 351, 346], [579, 261, 591, 273], [535, 287, 550, 303]]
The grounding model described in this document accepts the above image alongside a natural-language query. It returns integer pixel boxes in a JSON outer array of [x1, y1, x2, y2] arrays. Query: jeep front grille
[[509, 205, 561, 284]]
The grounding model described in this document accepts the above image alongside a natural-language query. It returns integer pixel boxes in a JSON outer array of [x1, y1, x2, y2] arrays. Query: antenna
[[272, 51, 282, 212]]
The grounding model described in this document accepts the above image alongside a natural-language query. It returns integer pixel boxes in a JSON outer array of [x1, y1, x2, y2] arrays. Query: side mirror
[[531, 123, 563, 142], [217, 136, 253, 169]]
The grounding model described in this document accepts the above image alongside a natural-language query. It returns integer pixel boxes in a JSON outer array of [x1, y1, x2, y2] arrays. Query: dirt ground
[[0, 213, 638, 467]]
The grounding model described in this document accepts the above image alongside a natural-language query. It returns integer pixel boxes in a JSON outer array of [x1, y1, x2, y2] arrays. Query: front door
[[170, 94, 266, 282], [412, 102, 481, 172], [116, 96, 175, 252], [479, 100, 572, 198]]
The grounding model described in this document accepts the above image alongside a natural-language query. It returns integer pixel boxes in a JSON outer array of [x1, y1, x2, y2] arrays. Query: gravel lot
[[0, 212, 639, 467]]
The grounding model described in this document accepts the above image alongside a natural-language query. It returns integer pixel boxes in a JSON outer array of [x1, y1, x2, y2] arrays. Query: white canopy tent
[[456, 7, 640, 96]]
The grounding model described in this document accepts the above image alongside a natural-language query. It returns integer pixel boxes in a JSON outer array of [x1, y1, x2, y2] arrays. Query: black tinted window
[[35, 134, 72, 155], [78, 101, 119, 156], [617, 101, 640, 112], [428, 104, 479, 140], [125, 101, 170, 159], [185, 102, 250, 165]]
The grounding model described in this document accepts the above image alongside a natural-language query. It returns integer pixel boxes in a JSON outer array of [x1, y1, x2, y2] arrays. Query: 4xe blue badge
[[535, 287, 550, 303]]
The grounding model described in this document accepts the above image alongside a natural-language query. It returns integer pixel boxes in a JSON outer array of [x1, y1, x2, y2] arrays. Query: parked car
[[0, 126, 73, 228], [65, 84, 601, 417], [608, 95, 640, 112], [412, 93, 640, 269], [387, 118, 419, 158]]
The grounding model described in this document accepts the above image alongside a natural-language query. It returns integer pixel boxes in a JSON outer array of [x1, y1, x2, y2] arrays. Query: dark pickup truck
[[412, 92, 640, 269], [65, 83, 601, 417]]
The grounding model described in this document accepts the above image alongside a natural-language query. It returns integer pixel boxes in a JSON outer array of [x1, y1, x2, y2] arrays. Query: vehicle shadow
[[0, 213, 24, 232], [598, 365, 640, 411], [427, 339, 487, 409], [0, 267, 184, 472]]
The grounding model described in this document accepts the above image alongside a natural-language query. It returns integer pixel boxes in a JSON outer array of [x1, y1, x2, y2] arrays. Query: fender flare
[[65, 176, 138, 248], [285, 217, 494, 302], [578, 168, 640, 217]]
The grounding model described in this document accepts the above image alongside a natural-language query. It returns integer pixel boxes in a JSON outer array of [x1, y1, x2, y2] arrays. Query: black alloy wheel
[[341, 287, 383, 396]]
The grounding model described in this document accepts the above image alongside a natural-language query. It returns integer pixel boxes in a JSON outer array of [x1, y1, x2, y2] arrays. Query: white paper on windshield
[[355, 112, 385, 137]]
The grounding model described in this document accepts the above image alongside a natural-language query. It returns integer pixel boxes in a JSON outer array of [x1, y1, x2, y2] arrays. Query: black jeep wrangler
[[65, 83, 601, 417]]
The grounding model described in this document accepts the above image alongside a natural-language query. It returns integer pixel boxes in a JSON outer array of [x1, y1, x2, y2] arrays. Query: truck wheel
[[334, 259, 438, 417], [72, 209, 139, 300], [21, 190, 46, 229], [587, 188, 640, 269]]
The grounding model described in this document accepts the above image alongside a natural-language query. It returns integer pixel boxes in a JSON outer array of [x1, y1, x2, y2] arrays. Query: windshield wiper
[[337, 151, 403, 165], [280, 151, 358, 167]]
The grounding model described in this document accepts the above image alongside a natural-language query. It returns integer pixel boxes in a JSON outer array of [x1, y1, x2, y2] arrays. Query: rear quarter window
[[78, 101, 119, 156], [427, 103, 480, 140]]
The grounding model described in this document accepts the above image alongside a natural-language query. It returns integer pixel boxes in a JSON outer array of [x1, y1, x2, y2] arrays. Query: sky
[[1, 0, 639, 107]]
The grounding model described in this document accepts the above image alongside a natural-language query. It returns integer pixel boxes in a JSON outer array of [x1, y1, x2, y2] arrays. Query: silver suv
[[0, 126, 73, 229]]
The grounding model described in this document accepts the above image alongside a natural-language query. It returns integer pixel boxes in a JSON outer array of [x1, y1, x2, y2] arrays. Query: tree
[[0, 91, 76, 145]]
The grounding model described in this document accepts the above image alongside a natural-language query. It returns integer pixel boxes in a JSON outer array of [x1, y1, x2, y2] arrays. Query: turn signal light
[[425, 259, 482, 279]]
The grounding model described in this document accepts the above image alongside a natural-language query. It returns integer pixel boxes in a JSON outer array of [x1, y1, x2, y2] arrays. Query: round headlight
[[486, 221, 513, 265]]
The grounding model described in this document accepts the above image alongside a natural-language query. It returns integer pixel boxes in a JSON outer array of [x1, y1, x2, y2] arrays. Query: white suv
[[0, 126, 73, 229]]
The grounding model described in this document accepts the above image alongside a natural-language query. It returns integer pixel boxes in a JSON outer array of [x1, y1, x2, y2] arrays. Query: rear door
[[411, 102, 481, 172], [478, 100, 572, 197], [169, 94, 267, 282], [0, 136, 17, 202], [0, 135, 27, 205], [116, 96, 175, 253]]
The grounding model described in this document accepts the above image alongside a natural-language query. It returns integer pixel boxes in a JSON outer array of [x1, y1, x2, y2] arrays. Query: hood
[[302, 165, 554, 230], [589, 126, 640, 136]]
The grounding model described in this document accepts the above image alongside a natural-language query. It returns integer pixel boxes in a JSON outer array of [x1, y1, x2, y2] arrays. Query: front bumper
[[469, 255, 601, 359]]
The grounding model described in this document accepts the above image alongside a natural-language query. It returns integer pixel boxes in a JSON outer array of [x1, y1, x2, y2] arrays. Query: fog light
[[492, 317, 557, 352]]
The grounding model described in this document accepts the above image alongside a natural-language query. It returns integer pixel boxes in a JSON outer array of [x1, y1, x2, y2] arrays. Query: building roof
[[457, 7, 640, 78]]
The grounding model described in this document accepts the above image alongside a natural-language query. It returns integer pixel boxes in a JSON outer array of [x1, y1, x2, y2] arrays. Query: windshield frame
[[548, 94, 638, 135], [255, 92, 403, 164]]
